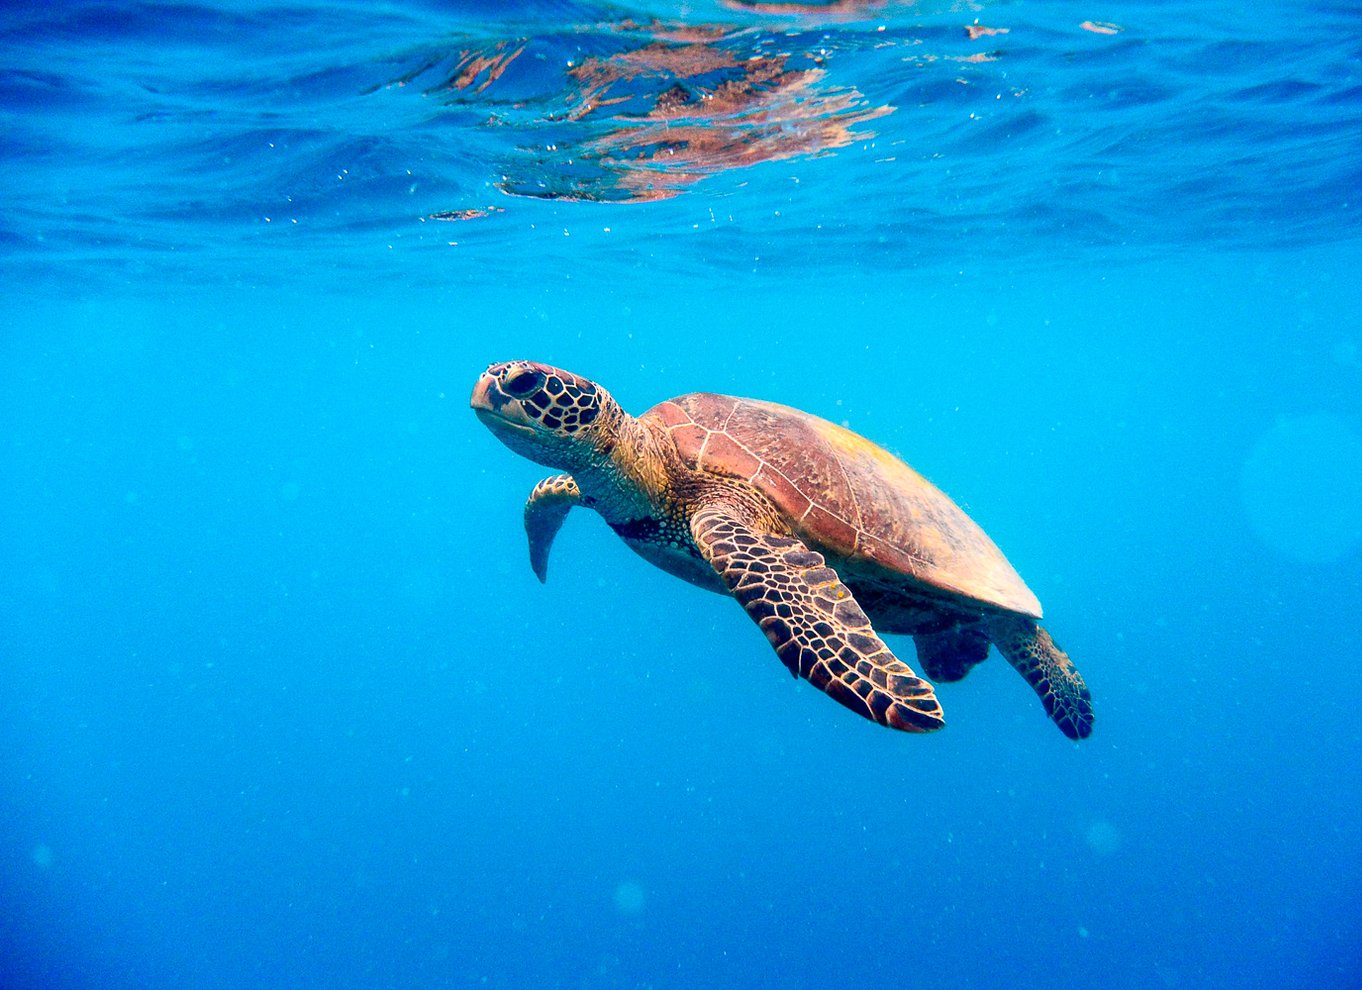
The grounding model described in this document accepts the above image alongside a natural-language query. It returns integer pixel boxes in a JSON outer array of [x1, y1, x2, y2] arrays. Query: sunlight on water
[[1240, 414, 1362, 564]]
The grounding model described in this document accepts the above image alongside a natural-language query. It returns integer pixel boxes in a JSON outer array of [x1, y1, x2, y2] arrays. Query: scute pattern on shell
[[644, 393, 1043, 617]]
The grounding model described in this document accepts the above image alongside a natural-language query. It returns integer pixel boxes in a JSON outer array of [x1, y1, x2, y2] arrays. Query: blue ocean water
[[2, 1, 1361, 987]]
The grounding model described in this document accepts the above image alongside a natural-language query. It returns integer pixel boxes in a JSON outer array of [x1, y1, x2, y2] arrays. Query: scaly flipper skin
[[690, 505, 944, 732], [524, 474, 581, 583], [914, 627, 991, 683], [986, 614, 1094, 740]]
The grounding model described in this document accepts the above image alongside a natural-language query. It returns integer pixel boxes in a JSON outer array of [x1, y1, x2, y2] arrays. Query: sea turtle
[[471, 361, 1093, 740]]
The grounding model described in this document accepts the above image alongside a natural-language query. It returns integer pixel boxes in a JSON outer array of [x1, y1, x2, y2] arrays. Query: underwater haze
[[2, 1, 1361, 988]]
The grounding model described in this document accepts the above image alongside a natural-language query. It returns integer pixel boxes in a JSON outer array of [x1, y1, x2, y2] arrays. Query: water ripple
[[1, 0, 1359, 284]]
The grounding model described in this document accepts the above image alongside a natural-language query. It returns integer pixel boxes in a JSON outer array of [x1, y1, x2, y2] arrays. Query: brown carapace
[[472, 361, 1093, 741]]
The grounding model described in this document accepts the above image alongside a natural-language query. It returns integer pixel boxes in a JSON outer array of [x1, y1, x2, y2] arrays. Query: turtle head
[[471, 361, 619, 469]]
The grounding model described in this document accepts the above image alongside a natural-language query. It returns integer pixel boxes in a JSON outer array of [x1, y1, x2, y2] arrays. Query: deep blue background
[[3, 2, 1361, 988]]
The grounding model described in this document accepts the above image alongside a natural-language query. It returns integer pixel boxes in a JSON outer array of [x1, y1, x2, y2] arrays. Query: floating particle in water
[[1240, 414, 1362, 564], [613, 880, 645, 916], [32, 844, 54, 869], [1084, 820, 1121, 856]]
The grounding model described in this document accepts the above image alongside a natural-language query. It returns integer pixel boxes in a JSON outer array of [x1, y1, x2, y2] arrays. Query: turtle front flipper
[[986, 614, 1094, 740], [690, 506, 944, 732], [524, 474, 581, 583]]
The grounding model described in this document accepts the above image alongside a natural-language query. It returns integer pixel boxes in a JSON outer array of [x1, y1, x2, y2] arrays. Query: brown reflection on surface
[[443, 42, 525, 93], [965, 23, 1008, 40], [719, 0, 987, 17], [612, 19, 733, 46], [389, 40, 525, 94], [396, 10, 1045, 205], [502, 19, 891, 202], [583, 64, 888, 203], [719, 0, 890, 16]]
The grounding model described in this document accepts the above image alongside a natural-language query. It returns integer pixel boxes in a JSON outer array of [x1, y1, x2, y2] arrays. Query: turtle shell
[[643, 392, 1042, 618]]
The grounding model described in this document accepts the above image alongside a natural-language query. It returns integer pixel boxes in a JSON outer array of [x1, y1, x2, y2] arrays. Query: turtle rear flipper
[[691, 505, 944, 732], [987, 614, 1094, 740], [914, 627, 991, 682], [524, 474, 580, 582]]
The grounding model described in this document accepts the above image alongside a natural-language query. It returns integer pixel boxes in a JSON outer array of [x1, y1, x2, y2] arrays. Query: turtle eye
[[503, 370, 543, 398]]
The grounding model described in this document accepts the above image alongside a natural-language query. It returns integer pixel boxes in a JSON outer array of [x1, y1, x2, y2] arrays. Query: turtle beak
[[471, 370, 524, 424], [471, 369, 539, 439], [469, 371, 503, 414]]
